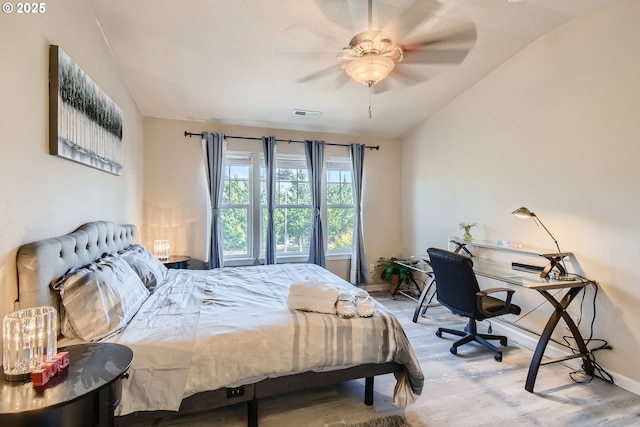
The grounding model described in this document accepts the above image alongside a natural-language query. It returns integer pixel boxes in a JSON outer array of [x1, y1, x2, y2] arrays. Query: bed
[[15, 221, 424, 426]]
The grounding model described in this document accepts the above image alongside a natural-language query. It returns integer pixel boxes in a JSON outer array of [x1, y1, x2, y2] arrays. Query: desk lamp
[[512, 207, 574, 280]]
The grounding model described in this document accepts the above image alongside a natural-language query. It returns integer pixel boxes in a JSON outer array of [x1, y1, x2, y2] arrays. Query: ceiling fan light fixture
[[345, 55, 394, 87]]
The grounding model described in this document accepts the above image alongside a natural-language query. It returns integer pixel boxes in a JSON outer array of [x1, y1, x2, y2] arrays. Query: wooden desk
[[411, 239, 595, 392]]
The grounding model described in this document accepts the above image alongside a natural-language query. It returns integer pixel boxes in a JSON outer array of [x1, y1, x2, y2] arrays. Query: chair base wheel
[[494, 352, 503, 362], [500, 337, 508, 346], [450, 346, 457, 355], [435, 330, 442, 338]]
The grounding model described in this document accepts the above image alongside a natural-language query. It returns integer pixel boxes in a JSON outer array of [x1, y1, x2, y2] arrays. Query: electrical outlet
[[226, 386, 245, 398], [369, 264, 375, 273]]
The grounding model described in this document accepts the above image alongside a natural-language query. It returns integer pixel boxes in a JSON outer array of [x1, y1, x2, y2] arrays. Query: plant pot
[[389, 274, 402, 296]]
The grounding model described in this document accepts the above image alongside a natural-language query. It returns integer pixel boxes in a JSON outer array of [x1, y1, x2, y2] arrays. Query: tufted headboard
[[16, 221, 137, 312]]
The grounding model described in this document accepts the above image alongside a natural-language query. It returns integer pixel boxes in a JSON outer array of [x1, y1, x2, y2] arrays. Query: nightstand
[[162, 255, 190, 269], [0, 342, 133, 427]]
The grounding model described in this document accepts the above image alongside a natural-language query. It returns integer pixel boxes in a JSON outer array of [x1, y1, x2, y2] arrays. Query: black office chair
[[427, 247, 521, 362]]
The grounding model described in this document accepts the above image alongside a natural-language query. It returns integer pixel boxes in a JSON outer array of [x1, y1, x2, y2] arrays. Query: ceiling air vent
[[292, 109, 320, 118]]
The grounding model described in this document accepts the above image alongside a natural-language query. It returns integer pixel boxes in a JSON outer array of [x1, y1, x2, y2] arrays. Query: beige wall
[[402, 0, 640, 393], [142, 117, 402, 282], [0, 0, 144, 348]]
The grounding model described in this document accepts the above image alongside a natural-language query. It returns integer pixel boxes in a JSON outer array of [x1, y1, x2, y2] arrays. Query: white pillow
[[120, 244, 169, 292], [58, 256, 149, 341]]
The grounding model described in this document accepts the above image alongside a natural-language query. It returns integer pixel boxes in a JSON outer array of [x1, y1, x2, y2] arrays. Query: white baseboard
[[493, 320, 640, 396]]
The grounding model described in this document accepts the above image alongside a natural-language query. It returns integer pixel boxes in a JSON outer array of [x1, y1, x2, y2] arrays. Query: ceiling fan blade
[[312, 0, 366, 31], [372, 79, 392, 95], [390, 67, 424, 87], [381, 0, 443, 40], [401, 48, 472, 65], [403, 23, 477, 51], [373, 66, 424, 95], [297, 63, 342, 84], [327, 72, 352, 90]]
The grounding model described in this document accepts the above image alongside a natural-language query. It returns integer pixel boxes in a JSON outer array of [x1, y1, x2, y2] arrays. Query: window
[[221, 150, 354, 264], [262, 156, 312, 256], [220, 153, 252, 258], [326, 158, 354, 253]]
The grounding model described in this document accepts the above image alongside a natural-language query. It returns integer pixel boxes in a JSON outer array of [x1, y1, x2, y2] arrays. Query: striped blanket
[[103, 263, 423, 415]]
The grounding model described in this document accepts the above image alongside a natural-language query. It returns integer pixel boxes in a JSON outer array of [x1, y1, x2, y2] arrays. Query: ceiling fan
[[299, 0, 477, 94]]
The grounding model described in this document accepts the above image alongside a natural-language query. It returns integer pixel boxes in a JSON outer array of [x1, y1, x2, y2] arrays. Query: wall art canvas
[[49, 45, 123, 175]]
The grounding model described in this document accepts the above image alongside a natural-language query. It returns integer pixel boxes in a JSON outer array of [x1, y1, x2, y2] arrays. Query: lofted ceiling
[[90, 0, 623, 139]]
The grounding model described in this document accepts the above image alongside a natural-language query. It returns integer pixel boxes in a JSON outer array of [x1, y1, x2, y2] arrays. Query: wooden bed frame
[[15, 221, 404, 427]]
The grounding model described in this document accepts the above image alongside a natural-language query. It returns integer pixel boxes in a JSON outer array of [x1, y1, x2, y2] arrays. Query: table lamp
[[512, 207, 574, 280], [154, 239, 170, 261], [2, 306, 57, 381]]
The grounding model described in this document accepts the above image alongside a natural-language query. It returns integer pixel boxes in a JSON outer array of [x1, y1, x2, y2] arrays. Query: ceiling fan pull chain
[[368, 86, 373, 119]]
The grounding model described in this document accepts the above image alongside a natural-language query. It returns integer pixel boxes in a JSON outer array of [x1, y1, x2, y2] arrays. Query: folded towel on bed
[[287, 280, 340, 314]]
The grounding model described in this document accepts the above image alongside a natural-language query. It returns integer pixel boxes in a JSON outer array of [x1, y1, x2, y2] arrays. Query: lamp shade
[[3, 306, 57, 381], [512, 207, 535, 219], [154, 239, 170, 261], [346, 56, 394, 86]]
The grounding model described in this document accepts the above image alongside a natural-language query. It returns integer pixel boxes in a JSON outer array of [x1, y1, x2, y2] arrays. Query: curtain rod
[[184, 131, 380, 150]]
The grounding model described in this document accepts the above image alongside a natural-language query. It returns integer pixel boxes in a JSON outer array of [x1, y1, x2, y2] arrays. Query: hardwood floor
[[124, 292, 640, 427]]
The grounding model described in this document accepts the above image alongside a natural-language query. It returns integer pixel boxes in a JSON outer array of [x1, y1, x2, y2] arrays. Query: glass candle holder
[[2, 306, 57, 381], [154, 239, 170, 261]]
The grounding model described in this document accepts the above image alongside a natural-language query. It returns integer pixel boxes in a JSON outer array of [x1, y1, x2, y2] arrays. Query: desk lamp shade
[[512, 207, 535, 219], [511, 207, 557, 243], [2, 306, 57, 381], [511, 206, 572, 279]]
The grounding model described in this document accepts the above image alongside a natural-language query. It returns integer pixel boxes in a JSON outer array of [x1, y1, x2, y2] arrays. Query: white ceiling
[[90, 0, 622, 139]]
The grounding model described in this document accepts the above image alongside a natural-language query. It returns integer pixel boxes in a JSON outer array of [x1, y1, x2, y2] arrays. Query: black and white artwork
[[49, 45, 123, 175]]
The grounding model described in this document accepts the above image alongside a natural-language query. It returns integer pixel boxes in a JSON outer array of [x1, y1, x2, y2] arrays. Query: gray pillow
[[120, 244, 169, 292], [58, 256, 149, 341]]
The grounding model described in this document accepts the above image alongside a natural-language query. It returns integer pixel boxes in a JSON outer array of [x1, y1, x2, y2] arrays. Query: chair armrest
[[477, 287, 515, 297], [476, 288, 516, 317]]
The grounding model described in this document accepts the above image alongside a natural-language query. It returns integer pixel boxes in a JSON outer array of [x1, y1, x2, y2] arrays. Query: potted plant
[[377, 257, 416, 296], [458, 222, 477, 241]]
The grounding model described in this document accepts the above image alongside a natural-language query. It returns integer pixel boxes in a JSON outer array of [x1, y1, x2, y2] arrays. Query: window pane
[[273, 207, 312, 254], [327, 207, 354, 251], [223, 164, 251, 204], [326, 161, 354, 253], [326, 170, 353, 205], [221, 208, 248, 255], [222, 152, 251, 257], [275, 168, 310, 206]]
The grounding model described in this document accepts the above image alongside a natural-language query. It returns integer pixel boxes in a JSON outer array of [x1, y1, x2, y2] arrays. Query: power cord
[[561, 278, 614, 385], [510, 275, 613, 385]]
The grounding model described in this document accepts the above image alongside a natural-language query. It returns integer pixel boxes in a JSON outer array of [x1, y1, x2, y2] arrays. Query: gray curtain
[[262, 136, 277, 264], [305, 140, 326, 267], [349, 143, 368, 284], [204, 132, 226, 269]]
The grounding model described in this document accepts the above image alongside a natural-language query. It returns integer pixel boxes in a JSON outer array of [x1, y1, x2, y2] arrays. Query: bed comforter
[[98, 263, 423, 415]]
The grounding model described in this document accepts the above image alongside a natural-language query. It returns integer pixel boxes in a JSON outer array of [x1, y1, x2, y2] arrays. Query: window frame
[[220, 149, 354, 266], [325, 156, 355, 256], [220, 151, 254, 263]]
